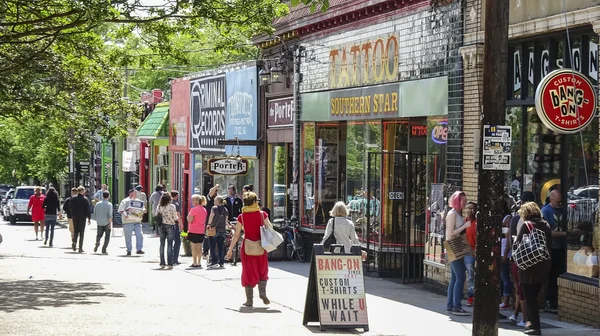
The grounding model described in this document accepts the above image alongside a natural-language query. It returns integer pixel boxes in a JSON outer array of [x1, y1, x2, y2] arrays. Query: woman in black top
[[515, 201, 552, 335], [207, 196, 229, 268], [42, 188, 62, 247]]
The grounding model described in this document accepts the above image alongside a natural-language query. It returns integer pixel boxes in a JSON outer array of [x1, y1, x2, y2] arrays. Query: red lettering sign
[[535, 69, 597, 134]]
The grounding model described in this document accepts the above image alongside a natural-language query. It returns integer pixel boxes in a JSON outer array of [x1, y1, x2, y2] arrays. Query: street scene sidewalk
[[1, 220, 598, 336]]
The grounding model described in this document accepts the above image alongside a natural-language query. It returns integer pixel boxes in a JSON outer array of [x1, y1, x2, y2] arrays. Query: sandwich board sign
[[302, 244, 369, 332]]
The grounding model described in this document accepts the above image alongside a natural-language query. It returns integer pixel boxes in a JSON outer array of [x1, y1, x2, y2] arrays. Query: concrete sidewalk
[[1, 220, 599, 336]]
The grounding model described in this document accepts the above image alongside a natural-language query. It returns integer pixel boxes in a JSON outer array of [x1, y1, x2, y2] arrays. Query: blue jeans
[[159, 224, 175, 266], [209, 233, 225, 266], [500, 260, 512, 297], [447, 258, 467, 310], [173, 223, 181, 263], [123, 223, 143, 253], [44, 216, 57, 245], [464, 254, 475, 298]]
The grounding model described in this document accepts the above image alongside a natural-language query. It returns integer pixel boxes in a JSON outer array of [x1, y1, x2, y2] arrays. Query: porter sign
[[207, 158, 248, 176], [534, 69, 597, 134]]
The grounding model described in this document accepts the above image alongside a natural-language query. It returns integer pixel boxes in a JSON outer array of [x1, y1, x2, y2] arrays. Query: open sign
[[431, 121, 448, 144]]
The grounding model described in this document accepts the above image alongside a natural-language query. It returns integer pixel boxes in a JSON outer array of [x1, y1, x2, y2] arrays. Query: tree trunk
[[472, 1, 510, 335]]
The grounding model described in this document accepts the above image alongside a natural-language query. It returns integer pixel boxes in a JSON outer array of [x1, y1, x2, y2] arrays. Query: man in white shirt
[[118, 189, 146, 256]]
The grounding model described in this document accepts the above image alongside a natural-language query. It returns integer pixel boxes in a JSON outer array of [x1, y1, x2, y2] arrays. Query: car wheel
[[9, 215, 16, 225]]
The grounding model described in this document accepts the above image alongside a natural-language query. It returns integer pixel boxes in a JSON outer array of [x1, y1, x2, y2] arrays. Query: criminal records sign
[[190, 76, 225, 152], [482, 125, 512, 171]]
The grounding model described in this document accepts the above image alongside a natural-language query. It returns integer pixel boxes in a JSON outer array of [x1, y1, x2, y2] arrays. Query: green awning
[[136, 103, 169, 139]]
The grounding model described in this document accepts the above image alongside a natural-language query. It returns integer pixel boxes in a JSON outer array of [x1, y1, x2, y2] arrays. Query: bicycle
[[283, 217, 305, 263], [224, 220, 241, 265]]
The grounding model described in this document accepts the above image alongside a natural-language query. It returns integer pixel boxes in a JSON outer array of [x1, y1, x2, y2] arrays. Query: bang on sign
[[535, 69, 597, 134]]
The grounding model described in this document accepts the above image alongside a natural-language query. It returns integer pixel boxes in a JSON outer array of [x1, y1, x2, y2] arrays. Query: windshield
[[15, 188, 45, 199]]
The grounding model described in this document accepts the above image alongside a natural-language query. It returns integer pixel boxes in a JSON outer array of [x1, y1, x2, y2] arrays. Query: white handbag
[[261, 219, 284, 252]]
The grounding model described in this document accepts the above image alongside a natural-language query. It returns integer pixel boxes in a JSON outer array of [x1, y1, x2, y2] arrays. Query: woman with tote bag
[[445, 191, 471, 316], [321, 201, 359, 252], [226, 192, 271, 307]]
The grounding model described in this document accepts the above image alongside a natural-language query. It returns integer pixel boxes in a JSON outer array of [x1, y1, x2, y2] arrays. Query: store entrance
[[365, 151, 427, 282]]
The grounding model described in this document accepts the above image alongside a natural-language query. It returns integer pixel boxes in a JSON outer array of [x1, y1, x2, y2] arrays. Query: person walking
[[207, 196, 229, 269], [94, 184, 108, 204], [445, 191, 471, 316], [204, 184, 219, 259], [156, 193, 178, 269], [225, 185, 243, 222], [149, 185, 164, 234], [63, 188, 78, 240], [42, 187, 61, 247], [515, 202, 552, 335], [170, 190, 183, 265], [94, 191, 113, 255], [187, 194, 208, 268], [27, 187, 46, 240], [500, 208, 514, 310], [118, 189, 146, 256], [226, 192, 271, 307], [464, 202, 477, 307], [135, 185, 147, 207], [542, 189, 566, 313], [70, 186, 91, 253], [320, 201, 359, 253]]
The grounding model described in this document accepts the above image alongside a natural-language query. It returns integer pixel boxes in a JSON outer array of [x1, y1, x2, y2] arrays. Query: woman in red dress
[[28, 187, 46, 240], [226, 191, 270, 307]]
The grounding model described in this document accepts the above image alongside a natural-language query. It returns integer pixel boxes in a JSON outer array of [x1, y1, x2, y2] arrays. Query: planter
[[182, 238, 192, 256]]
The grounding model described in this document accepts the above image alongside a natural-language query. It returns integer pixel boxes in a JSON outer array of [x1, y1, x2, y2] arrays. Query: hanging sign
[[534, 69, 597, 134], [207, 157, 248, 175], [482, 125, 512, 171], [303, 245, 369, 332], [431, 121, 448, 144]]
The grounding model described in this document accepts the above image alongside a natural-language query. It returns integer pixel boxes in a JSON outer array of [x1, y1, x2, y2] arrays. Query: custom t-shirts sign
[[315, 255, 368, 326]]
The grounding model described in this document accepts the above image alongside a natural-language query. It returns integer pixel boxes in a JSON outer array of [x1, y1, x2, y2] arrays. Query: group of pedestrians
[[444, 189, 563, 335]]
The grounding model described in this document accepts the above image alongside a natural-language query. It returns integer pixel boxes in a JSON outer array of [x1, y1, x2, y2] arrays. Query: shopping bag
[[443, 234, 472, 262], [513, 222, 550, 270], [261, 224, 284, 252]]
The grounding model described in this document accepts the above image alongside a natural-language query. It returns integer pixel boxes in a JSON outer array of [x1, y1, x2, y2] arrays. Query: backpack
[[154, 211, 164, 226]]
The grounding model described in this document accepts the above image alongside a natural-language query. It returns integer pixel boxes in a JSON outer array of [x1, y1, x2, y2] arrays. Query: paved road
[[0, 220, 598, 336]]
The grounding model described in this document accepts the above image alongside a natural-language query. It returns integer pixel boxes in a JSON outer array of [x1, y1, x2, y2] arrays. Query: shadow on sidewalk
[[269, 262, 563, 331], [225, 306, 282, 314], [0, 279, 125, 313]]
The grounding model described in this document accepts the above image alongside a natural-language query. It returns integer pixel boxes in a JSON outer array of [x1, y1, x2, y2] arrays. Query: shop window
[[314, 125, 340, 228], [566, 120, 599, 279], [301, 123, 315, 228], [270, 144, 288, 225], [425, 118, 447, 264], [505, 107, 523, 198]]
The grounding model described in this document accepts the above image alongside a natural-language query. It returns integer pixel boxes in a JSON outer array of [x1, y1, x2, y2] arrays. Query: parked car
[[273, 193, 286, 222], [2, 189, 14, 221], [8, 186, 46, 225]]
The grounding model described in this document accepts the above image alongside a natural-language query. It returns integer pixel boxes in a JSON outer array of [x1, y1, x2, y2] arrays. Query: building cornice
[[465, 5, 600, 45]]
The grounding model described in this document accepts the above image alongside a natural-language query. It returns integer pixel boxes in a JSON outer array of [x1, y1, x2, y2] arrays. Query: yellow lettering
[[365, 95, 371, 114], [384, 93, 391, 112], [331, 99, 336, 116], [329, 49, 339, 88], [350, 45, 361, 85], [391, 92, 398, 111], [339, 49, 349, 87], [373, 38, 385, 82], [361, 42, 372, 85], [386, 36, 399, 81]]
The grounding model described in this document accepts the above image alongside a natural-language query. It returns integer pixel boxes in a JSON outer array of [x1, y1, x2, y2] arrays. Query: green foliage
[[0, 0, 290, 183], [290, 0, 330, 12]]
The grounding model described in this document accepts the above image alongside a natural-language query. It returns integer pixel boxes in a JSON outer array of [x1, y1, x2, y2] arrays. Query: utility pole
[[472, 1, 510, 336]]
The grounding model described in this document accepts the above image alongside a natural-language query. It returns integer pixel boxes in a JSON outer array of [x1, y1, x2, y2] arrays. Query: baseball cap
[[135, 185, 143, 191]]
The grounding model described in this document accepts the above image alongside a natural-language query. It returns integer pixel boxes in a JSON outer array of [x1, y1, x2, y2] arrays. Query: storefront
[[506, 29, 599, 283], [170, 78, 192, 221], [136, 102, 171, 194], [189, 68, 259, 198], [296, 17, 456, 277], [458, 2, 600, 326], [267, 97, 294, 225]]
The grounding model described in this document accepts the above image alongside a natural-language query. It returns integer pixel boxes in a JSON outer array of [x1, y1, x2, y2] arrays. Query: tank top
[[447, 209, 465, 236]]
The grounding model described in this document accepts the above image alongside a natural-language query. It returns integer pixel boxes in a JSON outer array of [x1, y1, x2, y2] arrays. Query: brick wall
[[558, 278, 600, 328]]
